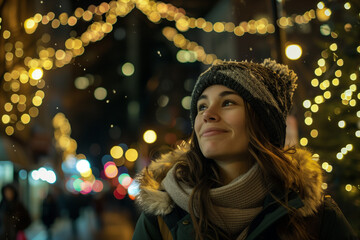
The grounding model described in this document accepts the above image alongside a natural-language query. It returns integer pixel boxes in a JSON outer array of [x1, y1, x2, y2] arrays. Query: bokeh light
[[104, 162, 118, 178], [118, 173, 132, 188], [285, 44, 302, 60], [110, 146, 124, 159], [29, 67, 43, 80], [94, 87, 107, 100], [300, 137, 308, 146], [74, 76, 89, 89], [30, 167, 56, 184], [143, 130, 157, 144], [80, 181, 93, 194], [24, 18, 37, 34], [92, 180, 104, 192], [128, 179, 140, 197], [76, 159, 91, 173], [125, 148, 138, 162], [121, 178, 132, 189], [114, 184, 127, 199], [157, 95, 169, 107], [338, 120, 346, 128], [31, 170, 40, 180], [73, 178, 83, 192], [80, 168, 92, 178], [122, 62, 135, 76], [181, 96, 191, 110], [47, 171, 57, 184], [19, 170, 27, 180], [303, 100, 311, 108]]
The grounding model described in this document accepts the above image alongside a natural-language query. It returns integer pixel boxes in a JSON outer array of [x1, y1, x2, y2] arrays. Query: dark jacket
[[133, 148, 358, 240], [0, 184, 31, 240]]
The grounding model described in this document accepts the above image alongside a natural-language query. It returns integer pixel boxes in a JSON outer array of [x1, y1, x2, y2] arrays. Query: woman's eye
[[198, 104, 207, 111], [223, 100, 234, 106]]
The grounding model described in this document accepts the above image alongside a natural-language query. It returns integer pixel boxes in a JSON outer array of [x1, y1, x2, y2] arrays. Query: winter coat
[[133, 148, 358, 240], [0, 185, 31, 240]]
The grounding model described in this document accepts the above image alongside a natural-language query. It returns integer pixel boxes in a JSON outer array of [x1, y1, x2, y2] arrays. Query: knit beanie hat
[[190, 59, 298, 148]]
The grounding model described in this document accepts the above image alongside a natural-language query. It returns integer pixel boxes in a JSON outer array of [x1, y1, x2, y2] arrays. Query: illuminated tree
[[300, 0, 360, 232]]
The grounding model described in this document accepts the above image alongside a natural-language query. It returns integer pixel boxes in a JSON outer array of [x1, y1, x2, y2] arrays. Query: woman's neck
[[215, 157, 255, 185]]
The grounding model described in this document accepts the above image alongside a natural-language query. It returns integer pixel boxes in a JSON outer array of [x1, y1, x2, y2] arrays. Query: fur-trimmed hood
[[135, 147, 323, 217]]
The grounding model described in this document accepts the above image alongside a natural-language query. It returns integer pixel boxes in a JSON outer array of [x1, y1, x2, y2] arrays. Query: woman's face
[[194, 85, 250, 162]]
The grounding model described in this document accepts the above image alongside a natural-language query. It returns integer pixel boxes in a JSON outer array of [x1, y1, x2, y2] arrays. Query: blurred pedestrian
[[0, 183, 31, 240], [133, 59, 357, 240], [65, 193, 81, 236], [41, 192, 59, 240]]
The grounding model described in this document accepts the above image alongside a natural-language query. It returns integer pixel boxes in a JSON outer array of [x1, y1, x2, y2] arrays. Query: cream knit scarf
[[162, 163, 268, 240]]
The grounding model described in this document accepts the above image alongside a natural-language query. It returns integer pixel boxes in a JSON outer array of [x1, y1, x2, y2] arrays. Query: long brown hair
[[174, 102, 311, 240]]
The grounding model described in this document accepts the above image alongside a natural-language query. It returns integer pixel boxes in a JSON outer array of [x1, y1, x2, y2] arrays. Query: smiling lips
[[201, 127, 228, 137]]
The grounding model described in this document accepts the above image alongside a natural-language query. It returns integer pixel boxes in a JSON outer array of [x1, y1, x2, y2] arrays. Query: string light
[[162, 26, 220, 65], [312, 153, 320, 161], [300, 137, 308, 146], [310, 129, 319, 138], [1, 0, 136, 135], [311, 78, 319, 87], [301, 1, 359, 198], [0, 0, 324, 136], [344, 2, 351, 10], [285, 44, 302, 60], [303, 100, 311, 108], [304, 117, 313, 125]]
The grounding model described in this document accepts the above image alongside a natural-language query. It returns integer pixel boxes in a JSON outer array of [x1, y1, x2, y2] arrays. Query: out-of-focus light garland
[[300, 46, 359, 150], [134, 0, 316, 35], [53, 113, 80, 160], [1, 0, 135, 137], [299, 1, 359, 195], [162, 26, 221, 65], [0, 0, 341, 136]]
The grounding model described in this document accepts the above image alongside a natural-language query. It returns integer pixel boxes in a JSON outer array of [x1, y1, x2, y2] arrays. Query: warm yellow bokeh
[[29, 68, 43, 80], [285, 44, 302, 60], [110, 146, 124, 159], [143, 130, 157, 144], [125, 149, 138, 162]]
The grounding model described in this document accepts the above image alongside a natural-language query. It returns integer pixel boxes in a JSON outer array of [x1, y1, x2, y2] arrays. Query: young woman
[[132, 59, 357, 240]]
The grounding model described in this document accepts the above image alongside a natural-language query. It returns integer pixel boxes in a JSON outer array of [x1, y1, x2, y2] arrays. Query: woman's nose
[[203, 107, 219, 122]]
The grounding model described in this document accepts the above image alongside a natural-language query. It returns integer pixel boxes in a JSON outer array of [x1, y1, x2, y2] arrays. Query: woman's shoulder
[[138, 204, 189, 226], [135, 148, 187, 216], [134, 205, 192, 240], [314, 195, 358, 239]]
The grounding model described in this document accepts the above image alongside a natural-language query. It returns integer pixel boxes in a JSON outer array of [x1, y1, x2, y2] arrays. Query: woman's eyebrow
[[198, 90, 238, 101], [198, 95, 208, 101], [219, 90, 238, 97]]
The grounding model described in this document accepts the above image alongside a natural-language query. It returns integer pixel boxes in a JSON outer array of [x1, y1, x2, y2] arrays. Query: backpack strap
[[157, 215, 173, 240], [157, 205, 188, 240]]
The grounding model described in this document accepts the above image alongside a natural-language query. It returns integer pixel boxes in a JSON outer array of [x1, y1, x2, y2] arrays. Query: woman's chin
[[202, 151, 222, 160]]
